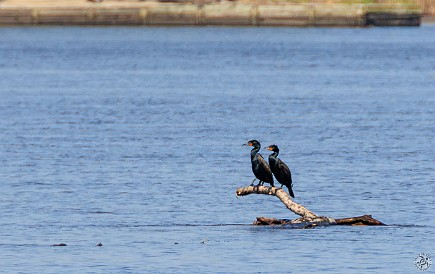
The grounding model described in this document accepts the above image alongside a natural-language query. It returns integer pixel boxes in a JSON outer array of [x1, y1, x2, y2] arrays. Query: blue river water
[[0, 25, 434, 273]]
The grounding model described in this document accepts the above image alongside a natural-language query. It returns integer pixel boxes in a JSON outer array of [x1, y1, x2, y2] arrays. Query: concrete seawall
[[0, 2, 421, 27]]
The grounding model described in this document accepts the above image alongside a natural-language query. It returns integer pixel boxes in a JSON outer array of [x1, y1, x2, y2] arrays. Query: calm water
[[0, 26, 434, 273]]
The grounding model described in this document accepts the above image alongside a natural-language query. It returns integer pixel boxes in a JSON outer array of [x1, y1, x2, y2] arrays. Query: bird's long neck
[[250, 145, 260, 159], [270, 151, 279, 158]]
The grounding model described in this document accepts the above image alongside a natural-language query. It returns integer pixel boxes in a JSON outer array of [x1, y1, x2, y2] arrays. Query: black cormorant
[[243, 140, 274, 187], [266, 144, 295, 198]]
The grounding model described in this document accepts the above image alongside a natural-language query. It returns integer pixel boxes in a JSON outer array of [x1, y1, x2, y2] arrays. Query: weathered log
[[254, 217, 288, 225], [335, 215, 386, 226], [253, 217, 333, 228], [236, 185, 386, 227], [253, 215, 386, 227]]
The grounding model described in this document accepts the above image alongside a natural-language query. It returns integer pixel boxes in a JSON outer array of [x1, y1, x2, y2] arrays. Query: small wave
[[386, 224, 430, 228], [90, 211, 116, 214]]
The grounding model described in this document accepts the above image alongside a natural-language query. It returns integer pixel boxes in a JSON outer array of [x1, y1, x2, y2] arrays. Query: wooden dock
[[0, 0, 422, 26]]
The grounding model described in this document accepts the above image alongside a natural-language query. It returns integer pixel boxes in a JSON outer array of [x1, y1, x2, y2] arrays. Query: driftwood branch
[[236, 185, 385, 227], [236, 185, 318, 220]]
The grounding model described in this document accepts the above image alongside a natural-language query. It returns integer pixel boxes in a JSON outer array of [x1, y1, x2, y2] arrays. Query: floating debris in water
[[51, 243, 67, 247]]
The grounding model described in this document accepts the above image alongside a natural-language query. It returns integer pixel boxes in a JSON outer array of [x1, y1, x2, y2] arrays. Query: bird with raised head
[[266, 144, 295, 198], [243, 140, 274, 187]]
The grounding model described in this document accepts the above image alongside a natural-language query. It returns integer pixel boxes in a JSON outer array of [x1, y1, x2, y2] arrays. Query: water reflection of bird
[[243, 140, 274, 187], [266, 144, 295, 198]]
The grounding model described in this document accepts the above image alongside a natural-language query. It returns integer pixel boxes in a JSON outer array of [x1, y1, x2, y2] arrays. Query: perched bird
[[243, 140, 274, 187], [266, 144, 295, 198]]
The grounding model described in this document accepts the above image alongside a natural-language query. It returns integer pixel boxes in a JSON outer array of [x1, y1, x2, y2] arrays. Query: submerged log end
[[334, 215, 386, 226]]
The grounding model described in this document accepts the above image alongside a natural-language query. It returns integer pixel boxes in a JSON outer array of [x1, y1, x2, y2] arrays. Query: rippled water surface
[[0, 26, 434, 273]]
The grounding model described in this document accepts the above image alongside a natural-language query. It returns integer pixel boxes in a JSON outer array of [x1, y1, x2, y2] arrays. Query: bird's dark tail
[[288, 186, 295, 198]]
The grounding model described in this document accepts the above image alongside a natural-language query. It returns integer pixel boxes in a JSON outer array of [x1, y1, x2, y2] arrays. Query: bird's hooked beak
[[243, 142, 253, 147], [265, 146, 273, 151]]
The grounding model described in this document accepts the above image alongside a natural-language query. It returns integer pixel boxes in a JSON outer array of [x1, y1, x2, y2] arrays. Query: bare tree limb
[[236, 185, 318, 220]]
